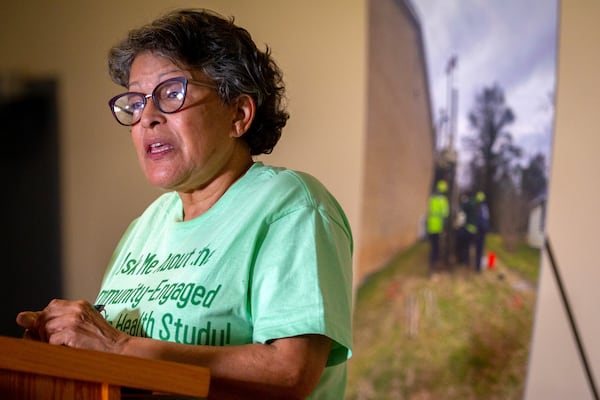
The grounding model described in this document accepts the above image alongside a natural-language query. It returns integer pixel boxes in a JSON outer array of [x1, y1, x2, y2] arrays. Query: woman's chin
[[145, 173, 180, 191]]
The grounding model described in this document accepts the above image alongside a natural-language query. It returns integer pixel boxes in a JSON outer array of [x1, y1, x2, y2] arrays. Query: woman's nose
[[140, 96, 166, 127]]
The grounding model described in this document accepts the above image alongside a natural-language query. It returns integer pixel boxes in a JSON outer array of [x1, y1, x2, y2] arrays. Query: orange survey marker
[[487, 252, 496, 269]]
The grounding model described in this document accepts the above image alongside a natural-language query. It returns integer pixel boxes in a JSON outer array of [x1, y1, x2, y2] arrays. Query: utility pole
[[436, 55, 458, 267]]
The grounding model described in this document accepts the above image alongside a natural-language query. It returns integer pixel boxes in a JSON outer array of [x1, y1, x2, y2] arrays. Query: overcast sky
[[411, 1, 558, 169]]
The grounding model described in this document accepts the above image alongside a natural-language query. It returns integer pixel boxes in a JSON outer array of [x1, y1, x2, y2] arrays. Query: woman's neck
[[178, 156, 253, 221]]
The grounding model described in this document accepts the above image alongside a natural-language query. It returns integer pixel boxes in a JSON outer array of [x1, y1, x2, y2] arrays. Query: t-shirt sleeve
[[250, 204, 353, 366]]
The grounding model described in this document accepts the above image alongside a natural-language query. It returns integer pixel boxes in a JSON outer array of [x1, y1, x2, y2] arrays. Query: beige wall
[[0, 1, 366, 300], [525, 1, 600, 398]]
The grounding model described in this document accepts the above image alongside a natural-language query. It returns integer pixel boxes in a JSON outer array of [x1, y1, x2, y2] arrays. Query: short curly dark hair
[[108, 9, 289, 155]]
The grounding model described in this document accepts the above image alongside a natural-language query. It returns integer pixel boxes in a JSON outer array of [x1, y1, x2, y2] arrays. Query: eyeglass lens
[[110, 78, 188, 126]]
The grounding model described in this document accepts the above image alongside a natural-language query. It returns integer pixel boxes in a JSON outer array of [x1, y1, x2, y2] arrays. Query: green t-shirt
[[96, 162, 353, 399]]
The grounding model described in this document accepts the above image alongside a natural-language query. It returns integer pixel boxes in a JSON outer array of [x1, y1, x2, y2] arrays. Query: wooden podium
[[0, 336, 210, 399]]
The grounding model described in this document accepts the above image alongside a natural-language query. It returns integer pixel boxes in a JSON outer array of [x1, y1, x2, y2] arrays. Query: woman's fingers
[[16, 300, 123, 351], [16, 311, 40, 329], [16, 311, 43, 340]]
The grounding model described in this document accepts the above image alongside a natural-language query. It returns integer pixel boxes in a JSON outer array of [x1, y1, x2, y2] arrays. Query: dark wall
[[0, 78, 62, 337]]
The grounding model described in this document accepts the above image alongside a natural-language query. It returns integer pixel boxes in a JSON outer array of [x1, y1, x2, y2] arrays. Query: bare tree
[[463, 84, 522, 232]]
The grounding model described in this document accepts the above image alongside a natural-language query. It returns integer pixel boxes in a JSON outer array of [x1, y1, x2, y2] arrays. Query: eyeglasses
[[108, 77, 217, 126]]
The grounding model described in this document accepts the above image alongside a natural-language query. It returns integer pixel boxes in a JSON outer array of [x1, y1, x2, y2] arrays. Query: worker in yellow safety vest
[[427, 180, 449, 274]]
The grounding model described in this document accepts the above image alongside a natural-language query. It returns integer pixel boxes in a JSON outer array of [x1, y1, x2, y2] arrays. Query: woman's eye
[[131, 101, 145, 111], [165, 90, 184, 100]]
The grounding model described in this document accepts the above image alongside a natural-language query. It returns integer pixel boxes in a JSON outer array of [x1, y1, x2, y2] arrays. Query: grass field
[[346, 234, 540, 400]]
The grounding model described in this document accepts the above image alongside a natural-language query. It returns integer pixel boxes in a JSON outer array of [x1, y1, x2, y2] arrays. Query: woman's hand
[[16, 299, 129, 353]]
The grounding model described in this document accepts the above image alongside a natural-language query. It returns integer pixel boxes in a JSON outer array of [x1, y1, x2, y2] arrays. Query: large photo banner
[[348, 1, 557, 399]]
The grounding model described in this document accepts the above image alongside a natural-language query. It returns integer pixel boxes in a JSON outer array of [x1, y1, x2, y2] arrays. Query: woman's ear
[[231, 94, 256, 138]]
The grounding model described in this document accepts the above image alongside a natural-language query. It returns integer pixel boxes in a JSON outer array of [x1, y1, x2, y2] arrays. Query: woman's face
[[128, 52, 246, 192]]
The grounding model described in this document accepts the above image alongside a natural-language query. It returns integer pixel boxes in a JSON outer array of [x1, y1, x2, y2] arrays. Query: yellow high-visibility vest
[[427, 194, 449, 234]]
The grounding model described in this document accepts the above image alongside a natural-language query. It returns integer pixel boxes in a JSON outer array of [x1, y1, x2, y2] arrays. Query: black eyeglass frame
[[108, 76, 218, 126]]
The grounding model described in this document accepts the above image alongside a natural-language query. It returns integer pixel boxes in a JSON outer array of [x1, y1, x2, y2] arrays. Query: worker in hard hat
[[455, 192, 473, 267], [426, 180, 449, 275], [473, 191, 490, 271]]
